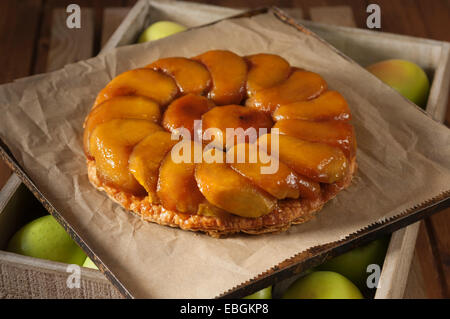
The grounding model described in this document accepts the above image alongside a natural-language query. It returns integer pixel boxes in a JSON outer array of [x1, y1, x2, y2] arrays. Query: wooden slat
[[415, 221, 448, 298], [279, 8, 304, 21], [288, 0, 366, 28], [374, 223, 420, 298], [0, 162, 11, 191], [428, 210, 450, 297], [101, 8, 131, 47], [0, 0, 43, 189], [418, 0, 450, 127], [360, 0, 427, 37], [446, 108, 450, 127], [309, 5, 356, 27], [403, 252, 427, 299], [0, 250, 122, 299], [34, 0, 124, 73], [0, 0, 42, 83], [33, 2, 54, 75], [417, 0, 450, 42], [46, 8, 95, 71]]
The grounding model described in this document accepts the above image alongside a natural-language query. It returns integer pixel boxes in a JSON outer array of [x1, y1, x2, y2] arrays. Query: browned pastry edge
[[87, 157, 357, 238]]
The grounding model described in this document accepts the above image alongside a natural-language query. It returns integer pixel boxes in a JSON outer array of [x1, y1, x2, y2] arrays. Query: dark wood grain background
[[0, 0, 449, 298]]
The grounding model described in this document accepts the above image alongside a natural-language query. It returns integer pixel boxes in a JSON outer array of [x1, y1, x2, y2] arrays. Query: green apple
[[138, 21, 187, 43], [7, 215, 87, 266], [282, 271, 363, 299], [366, 59, 430, 108], [317, 236, 389, 290], [82, 256, 99, 270], [243, 286, 272, 299]]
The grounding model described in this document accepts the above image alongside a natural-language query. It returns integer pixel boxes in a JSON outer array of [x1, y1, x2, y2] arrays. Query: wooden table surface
[[0, 0, 449, 298]]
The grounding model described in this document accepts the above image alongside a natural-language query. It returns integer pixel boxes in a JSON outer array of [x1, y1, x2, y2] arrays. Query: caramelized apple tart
[[84, 50, 357, 237]]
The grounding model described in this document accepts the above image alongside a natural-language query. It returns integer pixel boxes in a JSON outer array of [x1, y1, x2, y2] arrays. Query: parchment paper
[[0, 11, 449, 298]]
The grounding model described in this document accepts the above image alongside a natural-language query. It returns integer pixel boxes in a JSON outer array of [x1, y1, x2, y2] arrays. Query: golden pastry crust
[[87, 157, 356, 237]]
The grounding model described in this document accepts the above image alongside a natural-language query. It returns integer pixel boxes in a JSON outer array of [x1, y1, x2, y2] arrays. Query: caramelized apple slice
[[195, 148, 276, 218], [197, 202, 231, 219], [128, 131, 179, 203], [246, 70, 327, 114], [273, 91, 351, 121], [274, 119, 356, 158], [162, 94, 214, 136], [89, 119, 162, 195], [148, 57, 211, 95], [258, 134, 348, 183], [193, 50, 247, 105], [94, 68, 178, 107], [245, 53, 291, 96], [228, 143, 320, 199], [84, 96, 161, 158], [201, 105, 273, 149], [157, 140, 206, 214]]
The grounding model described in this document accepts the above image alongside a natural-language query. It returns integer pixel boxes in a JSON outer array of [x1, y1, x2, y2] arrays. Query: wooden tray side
[[100, 0, 241, 54]]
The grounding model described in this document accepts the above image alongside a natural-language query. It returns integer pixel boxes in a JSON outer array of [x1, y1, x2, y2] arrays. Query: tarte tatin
[[84, 50, 357, 237]]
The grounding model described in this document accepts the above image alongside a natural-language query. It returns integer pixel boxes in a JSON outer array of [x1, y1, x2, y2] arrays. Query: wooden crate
[[0, 0, 449, 299]]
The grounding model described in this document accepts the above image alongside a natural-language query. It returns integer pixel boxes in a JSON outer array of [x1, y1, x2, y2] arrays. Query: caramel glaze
[[84, 50, 356, 224]]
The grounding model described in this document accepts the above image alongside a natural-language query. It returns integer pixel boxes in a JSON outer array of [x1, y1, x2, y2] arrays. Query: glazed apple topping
[[195, 148, 277, 218], [258, 133, 349, 184], [245, 53, 291, 97], [83, 96, 161, 158], [246, 70, 327, 114], [93, 68, 178, 107], [162, 94, 214, 137], [147, 57, 211, 95], [273, 90, 351, 122], [228, 143, 320, 200], [88, 119, 162, 196], [85, 50, 356, 219], [193, 50, 248, 105], [274, 119, 356, 158], [200, 105, 273, 149], [128, 131, 180, 203], [157, 140, 207, 214]]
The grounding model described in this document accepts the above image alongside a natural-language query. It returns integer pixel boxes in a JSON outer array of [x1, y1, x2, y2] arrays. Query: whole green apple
[[138, 21, 187, 43], [7, 215, 87, 266], [82, 256, 99, 270], [317, 236, 389, 290], [366, 59, 430, 108], [282, 271, 363, 299], [243, 286, 272, 299]]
